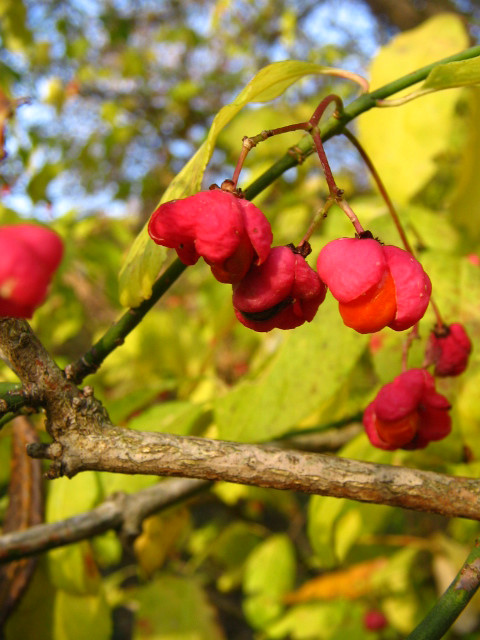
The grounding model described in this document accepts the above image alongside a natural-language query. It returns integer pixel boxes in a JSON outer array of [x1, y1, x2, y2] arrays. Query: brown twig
[[2, 319, 480, 541], [0, 477, 207, 563]]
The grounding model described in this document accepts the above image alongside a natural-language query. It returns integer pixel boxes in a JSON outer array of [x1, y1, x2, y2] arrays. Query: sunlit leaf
[[268, 601, 364, 640], [132, 574, 225, 639], [423, 56, 480, 91], [285, 557, 388, 603], [243, 534, 296, 630], [358, 14, 469, 204], [215, 297, 368, 442]]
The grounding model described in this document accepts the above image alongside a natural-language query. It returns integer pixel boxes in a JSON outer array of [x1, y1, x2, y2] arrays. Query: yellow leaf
[[284, 557, 388, 603], [357, 14, 468, 205], [134, 507, 190, 576]]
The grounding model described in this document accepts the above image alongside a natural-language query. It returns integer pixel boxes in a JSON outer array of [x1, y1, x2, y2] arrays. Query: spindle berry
[[0, 224, 64, 318], [363, 610, 388, 632], [233, 245, 327, 332], [148, 189, 273, 284], [363, 369, 451, 450], [316, 237, 431, 333], [426, 323, 472, 377]]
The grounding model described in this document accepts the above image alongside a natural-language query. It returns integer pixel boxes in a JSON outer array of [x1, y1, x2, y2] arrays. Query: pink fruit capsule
[[363, 369, 451, 450], [233, 246, 327, 332], [148, 189, 273, 284], [0, 224, 63, 318]]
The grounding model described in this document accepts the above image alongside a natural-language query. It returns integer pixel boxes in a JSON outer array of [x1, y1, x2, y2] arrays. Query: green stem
[[66, 258, 187, 384], [56, 43, 480, 385], [407, 540, 480, 640], [0, 383, 37, 427], [244, 43, 480, 201]]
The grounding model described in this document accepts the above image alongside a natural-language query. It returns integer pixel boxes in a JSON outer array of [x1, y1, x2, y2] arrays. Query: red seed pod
[[427, 323, 472, 377], [316, 237, 431, 334], [232, 245, 327, 332], [363, 610, 388, 632], [148, 189, 273, 284], [0, 224, 64, 318], [363, 369, 451, 450]]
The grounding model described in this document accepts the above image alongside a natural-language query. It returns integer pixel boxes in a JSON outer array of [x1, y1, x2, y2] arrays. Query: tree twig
[[65, 258, 187, 384], [2, 317, 480, 525], [0, 477, 208, 564]]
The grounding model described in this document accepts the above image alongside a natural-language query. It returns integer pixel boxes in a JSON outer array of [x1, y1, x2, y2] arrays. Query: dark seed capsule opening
[[239, 296, 294, 322]]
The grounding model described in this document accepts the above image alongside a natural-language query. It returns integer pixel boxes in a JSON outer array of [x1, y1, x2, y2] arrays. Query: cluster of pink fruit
[[0, 193, 472, 454], [148, 186, 472, 451], [148, 188, 434, 334]]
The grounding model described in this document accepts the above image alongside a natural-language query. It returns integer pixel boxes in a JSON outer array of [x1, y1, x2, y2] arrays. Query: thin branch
[[407, 540, 480, 640], [0, 386, 41, 429], [244, 43, 480, 201], [59, 44, 480, 387], [0, 477, 208, 564], [65, 258, 187, 384]]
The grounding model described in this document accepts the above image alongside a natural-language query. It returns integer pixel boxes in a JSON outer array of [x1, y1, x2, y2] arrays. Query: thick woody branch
[[29, 426, 480, 522], [0, 318, 109, 440], [0, 477, 207, 563], [2, 317, 480, 525]]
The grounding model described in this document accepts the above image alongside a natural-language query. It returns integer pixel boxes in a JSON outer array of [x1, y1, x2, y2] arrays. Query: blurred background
[[2, 3, 480, 640], [1, 0, 479, 224]]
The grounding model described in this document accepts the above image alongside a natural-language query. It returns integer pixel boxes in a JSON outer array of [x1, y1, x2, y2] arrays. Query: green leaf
[[118, 218, 167, 308], [128, 400, 211, 436], [215, 297, 368, 442], [47, 541, 101, 596], [243, 534, 296, 630], [132, 574, 224, 640], [308, 435, 393, 567], [307, 495, 346, 568], [423, 57, 480, 91], [46, 473, 101, 522], [4, 561, 56, 640], [268, 601, 364, 640], [53, 589, 112, 640], [45, 473, 102, 595], [119, 60, 357, 308], [357, 13, 469, 205]]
